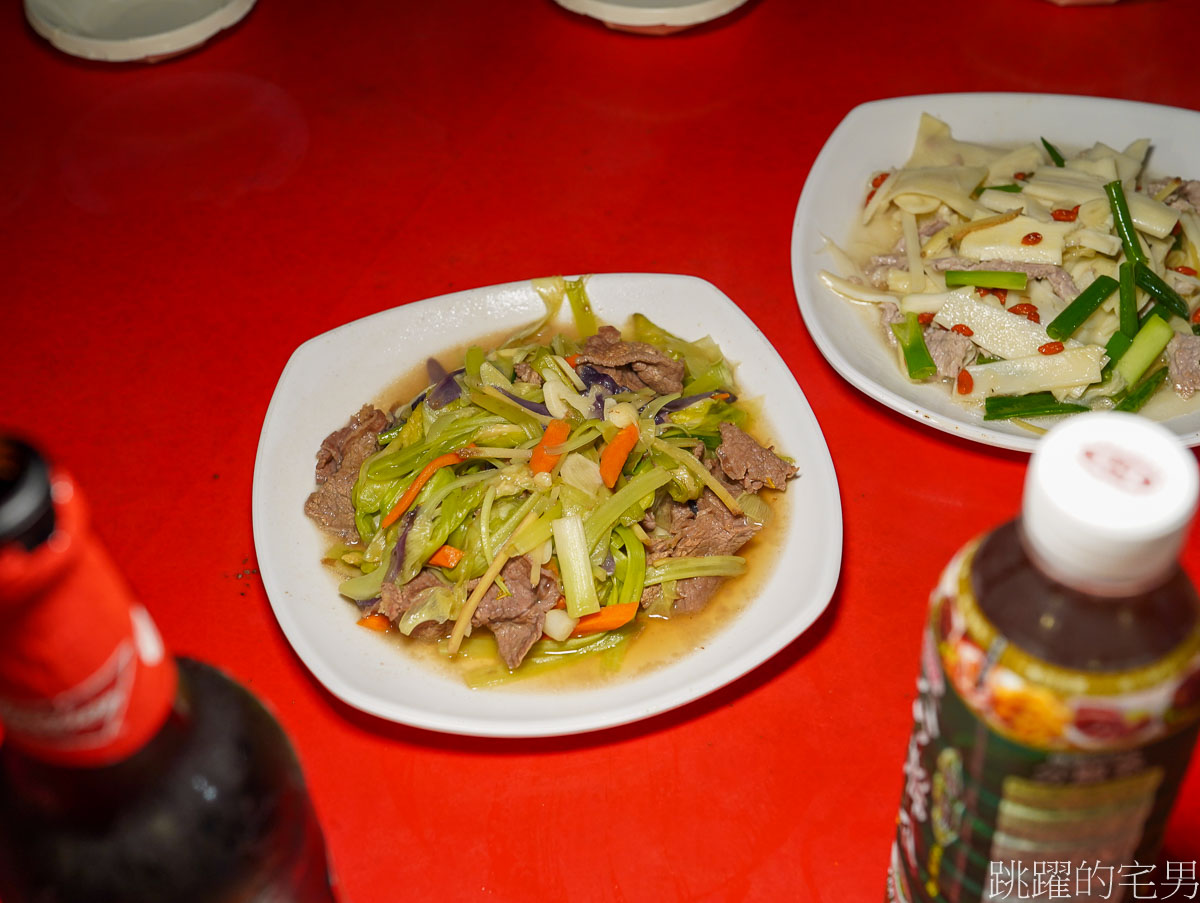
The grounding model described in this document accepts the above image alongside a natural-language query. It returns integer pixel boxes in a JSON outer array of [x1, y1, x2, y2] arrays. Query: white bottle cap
[[1022, 412, 1198, 595]]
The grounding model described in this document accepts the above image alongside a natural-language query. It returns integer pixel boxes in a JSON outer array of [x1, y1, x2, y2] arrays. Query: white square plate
[[791, 93, 1200, 452], [252, 273, 842, 737]]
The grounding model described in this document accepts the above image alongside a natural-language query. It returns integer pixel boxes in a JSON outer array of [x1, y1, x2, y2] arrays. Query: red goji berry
[[951, 323, 974, 337], [1038, 341, 1065, 355], [871, 172, 889, 189], [976, 287, 1008, 303], [956, 370, 974, 395], [917, 312, 935, 326], [1008, 303, 1040, 323], [1172, 265, 1198, 277], [1022, 232, 1043, 246], [1051, 206, 1080, 223]]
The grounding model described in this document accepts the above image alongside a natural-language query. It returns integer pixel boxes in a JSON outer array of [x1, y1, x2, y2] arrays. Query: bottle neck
[[0, 473, 177, 767], [1017, 517, 1177, 598]]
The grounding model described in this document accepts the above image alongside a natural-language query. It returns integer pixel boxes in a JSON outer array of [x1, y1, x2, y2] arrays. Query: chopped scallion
[[983, 392, 1088, 421], [1045, 275, 1118, 341], [1114, 368, 1168, 413], [1133, 262, 1190, 320], [944, 270, 1028, 291], [1118, 261, 1138, 338], [889, 312, 937, 382], [1041, 137, 1066, 167], [1105, 180, 1147, 266]]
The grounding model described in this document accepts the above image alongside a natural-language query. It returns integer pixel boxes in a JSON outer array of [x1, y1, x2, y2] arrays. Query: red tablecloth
[[3, 1, 1199, 900]]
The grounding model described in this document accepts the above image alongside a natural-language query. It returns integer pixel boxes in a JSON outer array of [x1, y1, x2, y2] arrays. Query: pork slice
[[590, 362, 646, 392], [377, 569, 445, 621], [923, 326, 977, 380], [879, 301, 905, 346], [1167, 334, 1200, 399], [514, 362, 542, 386], [1150, 178, 1200, 215], [470, 556, 562, 669], [865, 254, 906, 289], [575, 325, 685, 394], [640, 485, 761, 615], [304, 405, 388, 544], [671, 576, 724, 615], [668, 490, 760, 558], [715, 422, 797, 492], [928, 257, 1079, 302]]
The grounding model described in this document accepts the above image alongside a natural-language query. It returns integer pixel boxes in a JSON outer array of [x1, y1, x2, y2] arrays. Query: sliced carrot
[[428, 544, 464, 569], [380, 447, 472, 529], [598, 423, 640, 488], [357, 613, 391, 632], [570, 601, 638, 637], [565, 354, 580, 368], [529, 419, 572, 474], [553, 594, 567, 610]]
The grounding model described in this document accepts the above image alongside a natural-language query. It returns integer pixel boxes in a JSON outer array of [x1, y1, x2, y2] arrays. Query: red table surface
[[3, 0, 1200, 900]]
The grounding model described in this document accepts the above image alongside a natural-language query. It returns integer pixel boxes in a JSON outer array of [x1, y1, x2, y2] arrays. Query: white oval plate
[[791, 93, 1200, 452], [253, 274, 842, 737]]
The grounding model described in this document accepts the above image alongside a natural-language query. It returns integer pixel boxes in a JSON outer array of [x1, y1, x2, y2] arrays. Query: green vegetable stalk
[[890, 312, 937, 381]]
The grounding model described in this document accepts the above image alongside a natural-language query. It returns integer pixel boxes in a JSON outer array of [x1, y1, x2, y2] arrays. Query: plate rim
[[791, 91, 1200, 453], [252, 272, 843, 738]]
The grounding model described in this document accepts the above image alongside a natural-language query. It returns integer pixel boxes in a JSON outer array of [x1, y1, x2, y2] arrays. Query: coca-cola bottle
[[0, 437, 340, 903]]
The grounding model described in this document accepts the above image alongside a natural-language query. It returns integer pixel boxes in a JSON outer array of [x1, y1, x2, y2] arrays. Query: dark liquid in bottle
[[0, 659, 338, 903], [972, 520, 1200, 671]]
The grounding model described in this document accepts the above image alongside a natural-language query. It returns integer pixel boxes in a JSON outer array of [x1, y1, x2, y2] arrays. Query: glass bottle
[[887, 412, 1200, 903], [0, 437, 340, 903]]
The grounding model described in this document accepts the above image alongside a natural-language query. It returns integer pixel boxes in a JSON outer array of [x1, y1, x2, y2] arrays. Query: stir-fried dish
[[304, 278, 796, 685], [819, 114, 1200, 424]]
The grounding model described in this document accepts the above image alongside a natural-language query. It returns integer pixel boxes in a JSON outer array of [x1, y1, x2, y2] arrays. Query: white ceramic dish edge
[[791, 93, 1200, 452], [25, 0, 256, 62]]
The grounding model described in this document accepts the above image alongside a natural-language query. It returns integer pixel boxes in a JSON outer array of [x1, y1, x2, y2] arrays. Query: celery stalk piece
[[552, 515, 601, 618], [508, 501, 563, 557], [890, 312, 937, 381], [648, 438, 742, 515], [1046, 275, 1118, 341], [464, 346, 485, 380], [614, 526, 646, 609], [644, 555, 746, 585], [583, 466, 673, 553], [1115, 315, 1175, 388], [564, 277, 598, 339]]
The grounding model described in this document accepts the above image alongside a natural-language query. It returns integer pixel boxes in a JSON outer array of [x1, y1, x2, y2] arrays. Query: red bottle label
[[0, 474, 176, 766]]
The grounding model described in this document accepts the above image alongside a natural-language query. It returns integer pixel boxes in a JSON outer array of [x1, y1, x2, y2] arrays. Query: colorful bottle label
[[0, 474, 177, 766], [887, 539, 1200, 903]]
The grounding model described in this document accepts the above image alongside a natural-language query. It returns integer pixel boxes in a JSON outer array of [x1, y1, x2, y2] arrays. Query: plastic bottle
[[887, 412, 1200, 903], [0, 437, 340, 903]]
